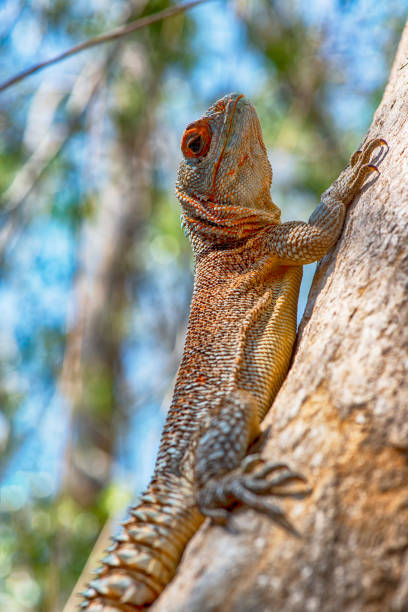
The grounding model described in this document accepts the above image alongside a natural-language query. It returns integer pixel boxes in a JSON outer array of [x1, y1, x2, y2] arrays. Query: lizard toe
[[249, 459, 295, 479], [359, 137, 388, 162], [348, 161, 381, 195], [228, 480, 300, 536], [245, 469, 308, 495], [349, 138, 387, 174], [197, 457, 309, 535], [350, 149, 362, 167]]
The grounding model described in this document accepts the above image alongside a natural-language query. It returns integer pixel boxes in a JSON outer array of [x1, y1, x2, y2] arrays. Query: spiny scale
[[82, 479, 203, 610]]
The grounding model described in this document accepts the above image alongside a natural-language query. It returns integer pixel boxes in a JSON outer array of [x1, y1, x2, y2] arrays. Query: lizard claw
[[245, 469, 308, 495], [197, 455, 309, 536], [360, 137, 388, 159], [248, 459, 302, 480], [241, 453, 289, 474], [240, 452, 265, 473], [366, 163, 379, 175], [333, 137, 387, 204], [350, 137, 388, 168]]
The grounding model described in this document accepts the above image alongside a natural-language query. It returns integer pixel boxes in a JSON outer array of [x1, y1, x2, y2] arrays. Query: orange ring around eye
[[181, 119, 212, 159]]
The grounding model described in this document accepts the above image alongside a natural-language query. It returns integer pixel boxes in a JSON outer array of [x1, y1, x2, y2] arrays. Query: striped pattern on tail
[[81, 476, 204, 610]]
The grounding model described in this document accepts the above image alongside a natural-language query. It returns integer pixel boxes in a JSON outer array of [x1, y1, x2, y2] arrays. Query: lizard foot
[[197, 454, 309, 536], [333, 137, 388, 204], [350, 137, 388, 167]]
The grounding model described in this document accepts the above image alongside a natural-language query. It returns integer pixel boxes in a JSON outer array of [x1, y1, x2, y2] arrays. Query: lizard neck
[[175, 186, 281, 255]]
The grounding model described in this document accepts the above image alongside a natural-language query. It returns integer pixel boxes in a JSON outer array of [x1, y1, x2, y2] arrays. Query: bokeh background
[[0, 1, 406, 610]]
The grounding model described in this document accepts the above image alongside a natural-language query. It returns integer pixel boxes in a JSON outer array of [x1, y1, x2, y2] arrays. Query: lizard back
[[154, 240, 303, 479]]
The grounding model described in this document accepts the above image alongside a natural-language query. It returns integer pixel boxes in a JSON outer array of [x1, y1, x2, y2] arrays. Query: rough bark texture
[[153, 22, 408, 612]]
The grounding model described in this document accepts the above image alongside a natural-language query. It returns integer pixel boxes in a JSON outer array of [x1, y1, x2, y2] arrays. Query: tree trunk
[[153, 22, 408, 612]]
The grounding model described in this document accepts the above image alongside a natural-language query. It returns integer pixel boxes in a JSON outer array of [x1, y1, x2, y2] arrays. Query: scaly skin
[[81, 93, 386, 610]]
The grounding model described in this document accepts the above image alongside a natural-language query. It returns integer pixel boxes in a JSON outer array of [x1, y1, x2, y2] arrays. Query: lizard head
[[176, 93, 280, 216]]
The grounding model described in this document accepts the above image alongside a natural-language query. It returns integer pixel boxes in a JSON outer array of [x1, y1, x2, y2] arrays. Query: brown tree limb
[[0, 0, 213, 94], [152, 21, 408, 612]]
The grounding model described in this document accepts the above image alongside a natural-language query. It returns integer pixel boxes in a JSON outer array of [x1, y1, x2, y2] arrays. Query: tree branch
[[0, 0, 213, 94], [0, 57, 108, 259]]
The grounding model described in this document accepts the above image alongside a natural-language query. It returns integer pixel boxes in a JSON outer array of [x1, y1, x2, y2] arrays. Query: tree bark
[[153, 21, 408, 612]]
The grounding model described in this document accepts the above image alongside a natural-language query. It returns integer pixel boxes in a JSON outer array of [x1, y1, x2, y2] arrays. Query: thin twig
[[0, 56, 110, 260], [0, 0, 213, 94]]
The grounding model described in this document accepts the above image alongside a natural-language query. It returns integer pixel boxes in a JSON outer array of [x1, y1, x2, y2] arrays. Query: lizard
[[80, 92, 386, 611]]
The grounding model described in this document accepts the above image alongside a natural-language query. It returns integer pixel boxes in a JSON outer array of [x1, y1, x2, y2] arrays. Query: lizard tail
[[80, 477, 203, 611]]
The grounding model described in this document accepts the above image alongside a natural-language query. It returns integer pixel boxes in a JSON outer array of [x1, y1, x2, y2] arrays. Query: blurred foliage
[[0, 0, 406, 610]]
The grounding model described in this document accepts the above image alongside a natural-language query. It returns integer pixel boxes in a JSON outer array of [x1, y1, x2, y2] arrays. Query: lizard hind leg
[[195, 390, 307, 534]]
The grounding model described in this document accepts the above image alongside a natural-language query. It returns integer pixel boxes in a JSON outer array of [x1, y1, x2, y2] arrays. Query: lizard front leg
[[267, 138, 388, 265], [195, 390, 306, 533]]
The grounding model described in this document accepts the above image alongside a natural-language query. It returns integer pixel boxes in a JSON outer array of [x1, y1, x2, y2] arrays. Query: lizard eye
[[187, 135, 203, 154], [181, 119, 212, 159]]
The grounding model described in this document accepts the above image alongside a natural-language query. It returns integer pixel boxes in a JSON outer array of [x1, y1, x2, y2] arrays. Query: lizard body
[[81, 93, 385, 610]]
